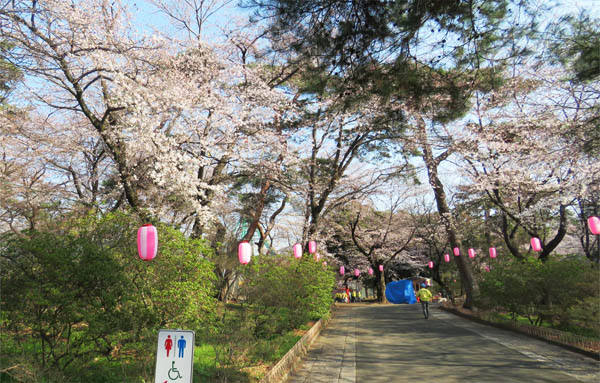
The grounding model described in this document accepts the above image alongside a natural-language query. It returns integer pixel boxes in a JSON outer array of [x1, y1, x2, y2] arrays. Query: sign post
[[154, 329, 195, 383]]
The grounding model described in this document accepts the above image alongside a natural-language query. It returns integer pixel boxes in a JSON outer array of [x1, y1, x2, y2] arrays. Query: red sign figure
[[164, 335, 173, 357]]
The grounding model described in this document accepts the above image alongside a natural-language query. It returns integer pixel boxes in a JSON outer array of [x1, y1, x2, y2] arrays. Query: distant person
[[346, 287, 350, 303], [416, 283, 433, 319], [351, 290, 356, 302]]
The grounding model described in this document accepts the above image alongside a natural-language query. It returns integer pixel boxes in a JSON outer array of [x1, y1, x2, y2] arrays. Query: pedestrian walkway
[[284, 304, 599, 383]]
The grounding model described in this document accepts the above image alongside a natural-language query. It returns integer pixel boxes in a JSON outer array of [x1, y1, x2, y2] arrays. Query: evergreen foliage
[[242, 254, 335, 333], [478, 256, 599, 329]]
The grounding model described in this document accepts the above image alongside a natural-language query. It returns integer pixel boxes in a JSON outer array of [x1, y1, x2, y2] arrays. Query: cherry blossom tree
[[320, 183, 427, 302], [456, 66, 600, 262], [1, 0, 294, 233]]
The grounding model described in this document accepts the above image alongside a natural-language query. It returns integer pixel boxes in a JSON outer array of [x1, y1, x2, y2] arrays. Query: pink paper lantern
[[308, 240, 316, 254], [468, 248, 475, 258], [588, 216, 600, 235], [378, 264, 383, 272], [339, 266, 345, 275], [444, 253, 450, 262], [293, 243, 302, 259], [368, 267, 373, 275], [137, 224, 158, 261], [323, 261, 327, 267], [354, 268, 360, 277], [489, 247, 497, 258], [428, 261, 434, 269], [238, 241, 251, 264], [453, 247, 460, 256], [530, 237, 542, 252]]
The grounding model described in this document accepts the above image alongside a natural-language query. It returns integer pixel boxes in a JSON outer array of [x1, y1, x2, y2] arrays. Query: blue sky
[[129, 0, 599, 43]]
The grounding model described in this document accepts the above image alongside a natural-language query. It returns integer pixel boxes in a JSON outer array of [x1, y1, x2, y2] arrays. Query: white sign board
[[154, 329, 195, 383]]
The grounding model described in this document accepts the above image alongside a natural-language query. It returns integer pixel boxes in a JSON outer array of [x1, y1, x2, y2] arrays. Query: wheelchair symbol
[[168, 360, 183, 380]]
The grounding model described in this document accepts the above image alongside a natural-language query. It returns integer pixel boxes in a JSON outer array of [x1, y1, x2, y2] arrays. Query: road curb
[[439, 306, 600, 361], [259, 312, 333, 383]]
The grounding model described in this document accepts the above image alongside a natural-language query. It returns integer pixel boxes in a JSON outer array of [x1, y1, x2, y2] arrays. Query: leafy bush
[[0, 211, 217, 382], [242, 255, 335, 335], [478, 256, 599, 328]]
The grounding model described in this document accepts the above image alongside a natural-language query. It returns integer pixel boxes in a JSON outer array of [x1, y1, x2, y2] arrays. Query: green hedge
[[0, 212, 217, 382], [242, 254, 335, 335], [478, 256, 599, 330]]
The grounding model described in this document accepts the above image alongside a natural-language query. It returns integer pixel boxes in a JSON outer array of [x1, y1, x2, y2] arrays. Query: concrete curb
[[440, 306, 600, 360], [259, 313, 332, 383]]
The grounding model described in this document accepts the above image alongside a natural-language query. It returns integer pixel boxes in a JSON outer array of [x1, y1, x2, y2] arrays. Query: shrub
[[242, 255, 335, 335], [478, 256, 599, 328], [0, 211, 217, 382]]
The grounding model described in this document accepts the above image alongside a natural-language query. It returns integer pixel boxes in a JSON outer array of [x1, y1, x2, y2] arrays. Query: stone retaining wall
[[259, 314, 331, 383], [507, 320, 599, 354]]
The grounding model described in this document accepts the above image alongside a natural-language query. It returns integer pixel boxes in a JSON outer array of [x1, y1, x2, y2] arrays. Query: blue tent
[[385, 280, 417, 304]]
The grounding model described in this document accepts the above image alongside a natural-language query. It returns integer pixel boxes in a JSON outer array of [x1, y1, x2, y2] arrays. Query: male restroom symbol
[[177, 336, 186, 358]]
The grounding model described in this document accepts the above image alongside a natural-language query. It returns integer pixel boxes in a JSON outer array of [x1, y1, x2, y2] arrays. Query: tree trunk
[[537, 205, 568, 263], [416, 116, 477, 308], [375, 269, 387, 303], [241, 180, 272, 243]]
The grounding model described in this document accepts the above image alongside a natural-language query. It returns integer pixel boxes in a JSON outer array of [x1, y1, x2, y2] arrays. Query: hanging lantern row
[[137, 224, 158, 261], [140, 217, 600, 265], [445, 240, 541, 260], [339, 265, 383, 276], [432, 247, 496, 268]]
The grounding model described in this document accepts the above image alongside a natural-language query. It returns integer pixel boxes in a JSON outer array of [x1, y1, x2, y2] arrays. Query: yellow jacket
[[416, 288, 433, 302]]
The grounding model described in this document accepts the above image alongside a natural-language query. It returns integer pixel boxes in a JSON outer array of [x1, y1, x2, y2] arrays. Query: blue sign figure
[[177, 336, 186, 358]]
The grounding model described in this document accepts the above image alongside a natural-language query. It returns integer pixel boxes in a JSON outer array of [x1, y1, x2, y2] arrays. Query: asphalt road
[[285, 304, 599, 383]]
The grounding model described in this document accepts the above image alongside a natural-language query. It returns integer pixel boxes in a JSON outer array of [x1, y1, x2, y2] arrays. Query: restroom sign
[[154, 329, 195, 383]]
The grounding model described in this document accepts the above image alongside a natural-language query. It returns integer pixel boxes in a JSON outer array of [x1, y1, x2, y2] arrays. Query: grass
[[194, 343, 218, 381], [1, 301, 320, 383], [1, 330, 304, 383]]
